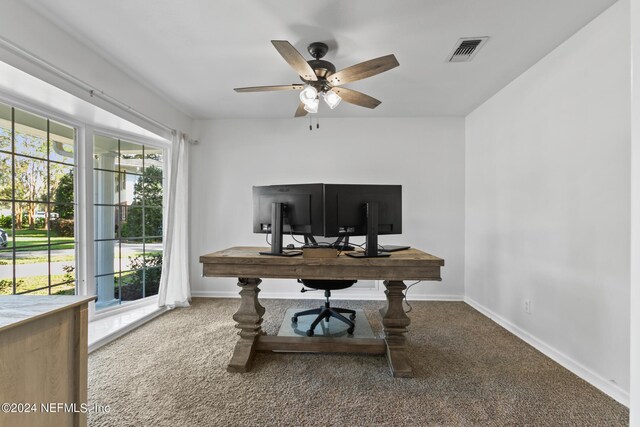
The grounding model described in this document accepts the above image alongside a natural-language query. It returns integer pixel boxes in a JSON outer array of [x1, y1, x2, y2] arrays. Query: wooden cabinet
[[0, 295, 95, 427]]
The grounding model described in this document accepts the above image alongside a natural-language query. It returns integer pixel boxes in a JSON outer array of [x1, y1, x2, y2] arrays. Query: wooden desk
[[0, 295, 95, 427], [200, 246, 444, 377]]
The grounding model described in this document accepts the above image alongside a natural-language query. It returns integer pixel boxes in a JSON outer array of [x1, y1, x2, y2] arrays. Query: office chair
[[292, 279, 357, 336]]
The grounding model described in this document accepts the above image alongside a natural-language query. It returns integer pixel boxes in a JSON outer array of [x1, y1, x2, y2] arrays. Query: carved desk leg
[[382, 280, 413, 378], [227, 278, 265, 373]]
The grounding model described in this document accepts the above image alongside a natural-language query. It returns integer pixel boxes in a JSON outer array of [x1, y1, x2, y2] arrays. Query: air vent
[[447, 37, 489, 62]]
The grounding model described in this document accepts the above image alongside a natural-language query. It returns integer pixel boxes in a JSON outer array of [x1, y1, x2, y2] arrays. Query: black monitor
[[252, 183, 405, 258], [324, 184, 403, 258], [253, 183, 324, 256]]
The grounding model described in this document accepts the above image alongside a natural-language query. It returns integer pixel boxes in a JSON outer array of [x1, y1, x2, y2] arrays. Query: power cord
[[403, 281, 421, 313], [289, 230, 306, 246], [333, 235, 366, 256], [288, 229, 343, 248]]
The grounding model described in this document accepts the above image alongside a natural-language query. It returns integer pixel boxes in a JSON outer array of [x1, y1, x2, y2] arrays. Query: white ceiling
[[24, 0, 617, 119]]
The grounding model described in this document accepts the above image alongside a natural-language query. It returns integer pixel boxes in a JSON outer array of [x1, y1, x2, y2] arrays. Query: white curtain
[[158, 131, 191, 307]]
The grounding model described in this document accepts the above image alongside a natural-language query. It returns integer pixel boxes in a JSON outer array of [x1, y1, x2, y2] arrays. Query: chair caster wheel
[[347, 327, 354, 335], [306, 329, 314, 337], [291, 316, 298, 323], [349, 314, 356, 320]]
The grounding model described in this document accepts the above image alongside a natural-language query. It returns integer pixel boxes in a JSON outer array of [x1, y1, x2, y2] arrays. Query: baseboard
[[191, 289, 463, 301], [464, 296, 629, 407], [88, 307, 168, 353]]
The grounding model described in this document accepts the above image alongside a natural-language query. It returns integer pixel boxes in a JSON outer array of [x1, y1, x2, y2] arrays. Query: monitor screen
[[252, 183, 324, 236], [323, 184, 402, 238]]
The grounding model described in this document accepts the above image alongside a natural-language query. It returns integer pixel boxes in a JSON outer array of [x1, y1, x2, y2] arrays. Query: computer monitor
[[252, 183, 405, 258], [324, 184, 403, 258], [252, 183, 324, 256]]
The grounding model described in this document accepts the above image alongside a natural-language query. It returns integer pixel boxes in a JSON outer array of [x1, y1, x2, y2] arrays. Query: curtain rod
[[0, 35, 177, 136]]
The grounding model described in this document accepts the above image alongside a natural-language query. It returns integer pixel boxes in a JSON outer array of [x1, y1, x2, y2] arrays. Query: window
[[0, 102, 77, 295], [93, 135, 163, 309]]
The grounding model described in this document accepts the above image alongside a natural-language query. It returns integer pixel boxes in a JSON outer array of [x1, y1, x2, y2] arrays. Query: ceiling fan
[[234, 41, 399, 117]]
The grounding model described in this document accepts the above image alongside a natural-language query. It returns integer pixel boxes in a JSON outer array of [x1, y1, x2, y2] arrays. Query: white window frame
[[0, 92, 83, 297], [0, 90, 171, 321], [88, 128, 169, 320]]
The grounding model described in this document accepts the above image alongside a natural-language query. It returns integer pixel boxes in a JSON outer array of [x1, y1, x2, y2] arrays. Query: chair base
[[292, 305, 356, 336]]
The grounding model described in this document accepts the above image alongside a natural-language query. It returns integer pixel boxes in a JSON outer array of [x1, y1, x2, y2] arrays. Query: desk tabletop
[[200, 246, 444, 281], [0, 295, 96, 333]]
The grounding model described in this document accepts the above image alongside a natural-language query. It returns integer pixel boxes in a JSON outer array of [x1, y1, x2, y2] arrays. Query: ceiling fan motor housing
[[303, 42, 336, 83], [306, 59, 336, 81]]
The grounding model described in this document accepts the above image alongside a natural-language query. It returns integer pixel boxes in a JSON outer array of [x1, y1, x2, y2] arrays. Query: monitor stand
[[380, 245, 411, 253], [346, 202, 390, 259], [259, 202, 302, 257]]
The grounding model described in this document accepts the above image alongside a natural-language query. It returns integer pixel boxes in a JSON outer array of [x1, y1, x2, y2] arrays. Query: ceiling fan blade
[[294, 102, 308, 117], [331, 87, 381, 109], [327, 54, 399, 86], [234, 84, 304, 93], [271, 40, 318, 82]]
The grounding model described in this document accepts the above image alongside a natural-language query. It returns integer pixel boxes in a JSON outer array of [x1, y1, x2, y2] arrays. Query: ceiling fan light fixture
[[323, 91, 342, 109], [303, 97, 319, 113], [299, 85, 318, 106]]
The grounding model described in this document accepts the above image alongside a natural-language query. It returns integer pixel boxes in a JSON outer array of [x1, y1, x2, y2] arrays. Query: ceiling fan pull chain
[[309, 116, 312, 131], [317, 117, 319, 129]]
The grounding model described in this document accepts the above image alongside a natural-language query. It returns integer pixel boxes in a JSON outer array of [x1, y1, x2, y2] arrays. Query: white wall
[[465, 0, 630, 402], [0, 0, 192, 136], [190, 117, 465, 299]]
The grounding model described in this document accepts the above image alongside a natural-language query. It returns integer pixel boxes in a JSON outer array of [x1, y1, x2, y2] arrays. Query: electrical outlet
[[524, 299, 532, 314]]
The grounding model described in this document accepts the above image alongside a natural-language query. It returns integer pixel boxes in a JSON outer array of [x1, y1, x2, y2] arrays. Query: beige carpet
[[88, 298, 628, 426]]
